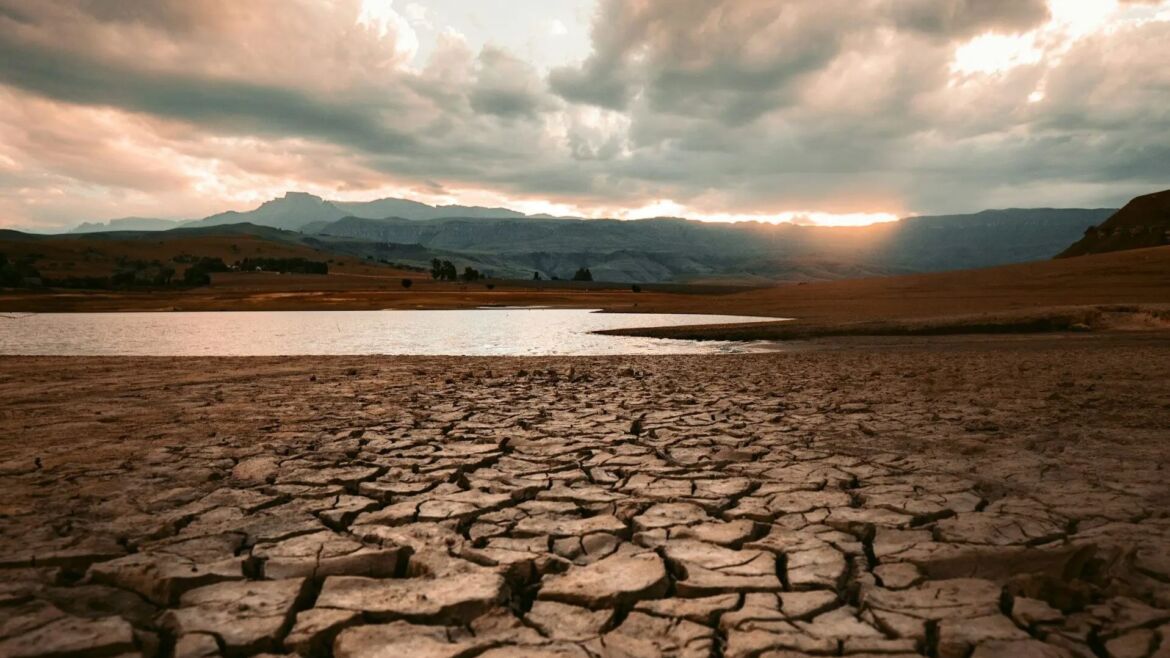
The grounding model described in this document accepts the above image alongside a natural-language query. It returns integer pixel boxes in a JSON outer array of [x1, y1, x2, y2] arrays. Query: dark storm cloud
[[0, 0, 1168, 228], [888, 0, 1051, 38], [0, 35, 419, 154], [468, 47, 555, 119], [541, 0, 1170, 213], [549, 0, 855, 121]]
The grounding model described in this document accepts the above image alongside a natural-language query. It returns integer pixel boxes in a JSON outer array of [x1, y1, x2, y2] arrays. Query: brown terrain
[[4, 227, 1170, 657], [602, 245, 1170, 340], [2, 335, 1170, 657], [0, 231, 414, 281], [4, 241, 1169, 342], [1059, 190, 1170, 258]]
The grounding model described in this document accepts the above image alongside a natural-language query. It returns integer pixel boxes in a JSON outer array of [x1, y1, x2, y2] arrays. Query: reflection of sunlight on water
[[0, 309, 789, 357]]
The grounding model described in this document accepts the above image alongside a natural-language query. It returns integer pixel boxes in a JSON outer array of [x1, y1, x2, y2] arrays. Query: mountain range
[[308, 206, 1116, 282], [69, 192, 537, 233], [60, 191, 1125, 283]]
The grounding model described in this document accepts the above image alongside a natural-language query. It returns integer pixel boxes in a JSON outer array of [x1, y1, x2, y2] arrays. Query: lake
[[0, 309, 781, 356]]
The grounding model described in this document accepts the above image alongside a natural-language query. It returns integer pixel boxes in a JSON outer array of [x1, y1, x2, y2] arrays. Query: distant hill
[[179, 192, 536, 232], [334, 198, 526, 221], [870, 208, 1116, 270], [0, 223, 415, 283], [1058, 189, 1170, 258], [311, 208, 1112, 282], [53, 192, 1121, 283], [190, 192, 346, 231], [70, 217, 181, 233]]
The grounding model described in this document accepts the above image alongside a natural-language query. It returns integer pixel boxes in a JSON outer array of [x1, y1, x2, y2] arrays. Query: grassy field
[[598, 245, 1170, 339]]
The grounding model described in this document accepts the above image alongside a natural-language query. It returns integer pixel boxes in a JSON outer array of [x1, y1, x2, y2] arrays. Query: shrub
[[401, 278, 413, 289], [631, 284, 642, 293], [0, 253, 41, 287], [431, 259, 459, 281], [237, 257, 327, 274], [183, 257, 230, 286]]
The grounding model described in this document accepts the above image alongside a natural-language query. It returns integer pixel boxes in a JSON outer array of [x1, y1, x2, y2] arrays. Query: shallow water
[[0, 309, 782, 356]]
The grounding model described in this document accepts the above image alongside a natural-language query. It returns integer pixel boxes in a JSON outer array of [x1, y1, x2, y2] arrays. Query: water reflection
[[0, 309, 782, 356]]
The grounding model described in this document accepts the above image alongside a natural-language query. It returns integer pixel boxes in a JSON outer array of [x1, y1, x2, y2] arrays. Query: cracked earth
[[1, 334, 1169, 658]]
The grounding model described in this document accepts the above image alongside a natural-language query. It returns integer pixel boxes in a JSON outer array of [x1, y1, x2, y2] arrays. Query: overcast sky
[[1, 0, 1168, 230]]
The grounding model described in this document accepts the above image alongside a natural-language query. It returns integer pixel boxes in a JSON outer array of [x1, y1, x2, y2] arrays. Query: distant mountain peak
[[263, 191, 333, 207], [69, 216, 180, 233], [275, 191, 330, 203], [159, 192, 544, 233]]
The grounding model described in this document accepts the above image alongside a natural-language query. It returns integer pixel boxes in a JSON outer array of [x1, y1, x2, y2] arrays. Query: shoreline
[[3, 246, 1169, 344], [598, 303, 1170, 341]]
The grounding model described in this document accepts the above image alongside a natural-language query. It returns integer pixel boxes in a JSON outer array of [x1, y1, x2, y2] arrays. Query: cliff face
[[1058, 189, 1170, 258]]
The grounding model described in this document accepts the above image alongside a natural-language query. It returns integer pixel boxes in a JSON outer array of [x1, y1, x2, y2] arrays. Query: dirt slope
[[1059, 189, 1170, 257]]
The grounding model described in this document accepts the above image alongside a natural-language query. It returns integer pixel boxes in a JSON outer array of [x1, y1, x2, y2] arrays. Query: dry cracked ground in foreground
[[2, 335, 1170, 658]]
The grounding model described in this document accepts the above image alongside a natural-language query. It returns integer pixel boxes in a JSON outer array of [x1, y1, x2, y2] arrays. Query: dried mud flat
[[2, 335, 1170, 658]]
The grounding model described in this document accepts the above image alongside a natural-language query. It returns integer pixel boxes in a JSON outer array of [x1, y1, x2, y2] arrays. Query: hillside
[[70, 217, 181, 233], [0, 225, 415, 282], [314, 208, 1111, 282], [5, 238, 1168, 333], [601, 245, 1170, 340], [1058, 189, 1170, 257], [60, 192, 1118, 283]]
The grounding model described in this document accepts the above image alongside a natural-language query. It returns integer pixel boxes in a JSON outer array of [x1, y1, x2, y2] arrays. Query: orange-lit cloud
[[0, 0, 1167, 230]]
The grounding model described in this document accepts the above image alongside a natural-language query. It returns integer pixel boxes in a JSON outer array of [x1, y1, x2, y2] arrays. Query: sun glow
[[950, 0, 1130, 77], [356, 0, 419, 61], [951, 33, 1042, 75], [608, 200, 899, 227], [1048, 0, 1118, 38]]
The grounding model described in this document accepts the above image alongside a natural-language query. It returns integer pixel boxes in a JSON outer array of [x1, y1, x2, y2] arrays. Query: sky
[[1, 0, 1168, 231]]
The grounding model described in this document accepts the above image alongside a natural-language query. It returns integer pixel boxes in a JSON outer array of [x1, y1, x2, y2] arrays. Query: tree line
[[430, 259, 485, 282], [0, 253, 330, 290], [532, 267, 594, 281]]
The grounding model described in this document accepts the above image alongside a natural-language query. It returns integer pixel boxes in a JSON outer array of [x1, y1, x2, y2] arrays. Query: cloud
[[0, 0, 1168, 229], [469, 47, 556, 119], [543, 0, 1170, 214], [889, 0, 1051, 38]]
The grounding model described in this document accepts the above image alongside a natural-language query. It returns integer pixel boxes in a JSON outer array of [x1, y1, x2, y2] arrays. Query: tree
[[532, 271, 541, 280], [631, 284, 642, 293], [0, 253, 41, 287], [155, 266, 175, 286], [237, 257, 327, 274], [182, 257, 229, 287], [401, 278, 413, 289], [461, 266, 482, 282], [572, 267, 593, 282], [432, 259, 460, 281]]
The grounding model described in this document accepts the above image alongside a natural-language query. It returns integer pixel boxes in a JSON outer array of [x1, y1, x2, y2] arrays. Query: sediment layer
[[2, 335, 1169, 657]]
